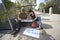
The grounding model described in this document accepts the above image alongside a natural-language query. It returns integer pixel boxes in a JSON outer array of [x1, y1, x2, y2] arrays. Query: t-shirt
[[30, 14, 36, 19], [19, 13, 27, 19]]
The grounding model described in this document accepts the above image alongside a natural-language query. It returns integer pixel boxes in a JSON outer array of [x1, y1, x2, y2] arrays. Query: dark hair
[[22, 9, 25, 12], [28, 9, 32, 12], [28, 9, 34, 14]]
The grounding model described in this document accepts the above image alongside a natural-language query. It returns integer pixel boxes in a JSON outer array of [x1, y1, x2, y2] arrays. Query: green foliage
[[0, 12, 8, 24], [44, 1, 56, 13], [53, 0, 60, 14], [38, 3, 45, 11], [45, 1, 55, 9], [0, 0, 12, 24], [4, 0, 12, 10], [16, 2, 21, 8]]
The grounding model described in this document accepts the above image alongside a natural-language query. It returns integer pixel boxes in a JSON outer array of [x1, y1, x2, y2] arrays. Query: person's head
[[28, 9, 35, 15], [21, 9, 25, 13]]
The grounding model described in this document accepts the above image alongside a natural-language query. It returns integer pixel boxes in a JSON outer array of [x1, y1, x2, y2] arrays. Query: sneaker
[[36, 26, 41, 30], [16, 28, 18, 30]]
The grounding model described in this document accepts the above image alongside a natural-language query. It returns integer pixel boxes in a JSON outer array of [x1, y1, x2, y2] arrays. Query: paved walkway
[[34, 11, 60, 40], [41, 14, 60, 40]]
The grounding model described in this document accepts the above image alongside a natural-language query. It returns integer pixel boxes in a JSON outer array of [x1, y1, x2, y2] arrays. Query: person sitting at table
[[18, 8, 27, 26], [12, 9, 27, 36], [18, 9, 27, 20], [28, 9, 43, 29]]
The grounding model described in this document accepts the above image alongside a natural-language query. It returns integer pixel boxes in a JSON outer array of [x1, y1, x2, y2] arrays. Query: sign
[[23, 28, 40, 38]]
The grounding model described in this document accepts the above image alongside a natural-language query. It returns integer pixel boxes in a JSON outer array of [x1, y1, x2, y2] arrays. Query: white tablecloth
[[21, 20, 33, 22]]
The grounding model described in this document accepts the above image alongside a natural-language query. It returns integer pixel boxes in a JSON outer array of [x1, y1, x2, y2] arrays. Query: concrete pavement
[[35, 11, 60, 40], [41, 14, 60, 40]]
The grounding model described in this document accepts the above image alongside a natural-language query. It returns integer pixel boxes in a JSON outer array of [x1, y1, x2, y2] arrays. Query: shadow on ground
[[42, 18, 51, 22], [42, 23, 53, 29], [0, 30, 12, 38], [42, 18, 50, 20], [0, 26, 55, 40], [39, 29, 55, 40]]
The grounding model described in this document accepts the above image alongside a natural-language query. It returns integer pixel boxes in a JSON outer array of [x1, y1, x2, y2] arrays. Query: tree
[[4, 0, 12, 10], [53, 0, 60, 14], [0, 0, 13, 24], [44, 1, 55, 13], [38, 3, 45, 12], [45, 1, 55, 9], [16, 0, 36, 9]]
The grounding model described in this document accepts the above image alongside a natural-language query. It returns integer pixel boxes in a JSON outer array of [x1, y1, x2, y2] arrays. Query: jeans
[[37, 16, 42, 27], [12, 20, 22, 31], [16, 21, 21, 30]]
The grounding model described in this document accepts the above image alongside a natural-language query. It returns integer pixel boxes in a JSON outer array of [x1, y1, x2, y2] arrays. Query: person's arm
[[29, 13, 37, 21], [18, 14, 21, 20], [33, 14, 37, 21], [18, 14, 25, 22], [33, 17, 37, 21]]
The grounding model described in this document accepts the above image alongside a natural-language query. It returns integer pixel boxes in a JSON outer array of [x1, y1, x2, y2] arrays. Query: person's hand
[[32, 20, 35, 22], [18, 17, 21, 20], [21, 20, 23, 22], [15, 19, 18, 22]]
